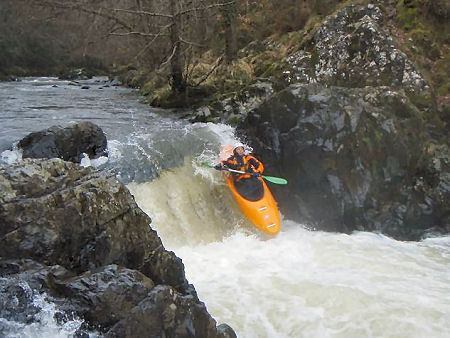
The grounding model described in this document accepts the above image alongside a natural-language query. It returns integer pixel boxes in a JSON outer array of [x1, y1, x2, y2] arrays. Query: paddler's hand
[[253, 173, 261, 177], [214, 164, 223, 170]]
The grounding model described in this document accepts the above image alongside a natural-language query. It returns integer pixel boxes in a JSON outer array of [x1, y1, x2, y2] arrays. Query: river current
[[1, 78, 449, 338]]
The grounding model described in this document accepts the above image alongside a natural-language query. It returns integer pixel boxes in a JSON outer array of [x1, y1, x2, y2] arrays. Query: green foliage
[[433, 51, 450, 96], [395, 0, 449, 105], [396, 0, 423, 31]]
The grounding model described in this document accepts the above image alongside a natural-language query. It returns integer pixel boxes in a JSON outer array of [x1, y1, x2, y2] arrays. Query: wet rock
[[0, 278, 40, 324], [0, 75, 20, 82], [51, 265, 155, 329], [217, 324, 237, 338], [81, 86, 90, 90], [108, 77, 122, 87], [106, 285, 230, 338], [58, 68, 93, 81], [0, 159, 235, 336], [0, 158, 188, 291], [0, 259, 73, 292], [240, 83, 449, 240], [17, 121, 107, 162]]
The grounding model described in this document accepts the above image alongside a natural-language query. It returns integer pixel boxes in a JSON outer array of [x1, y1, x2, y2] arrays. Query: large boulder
[[285, 4, 429, 95], [0, 159, 235, 336], [106, 285, 235, 338], [0, 260, 235, 337], [0, 158, 186, 290], [18, 122, 107, 162], [239, 83, 449, 239], [50, 264, 156, 329]]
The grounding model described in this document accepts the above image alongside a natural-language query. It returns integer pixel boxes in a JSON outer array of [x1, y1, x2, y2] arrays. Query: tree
[[221, 0, 237, 63], [27, 0, 237, 93]]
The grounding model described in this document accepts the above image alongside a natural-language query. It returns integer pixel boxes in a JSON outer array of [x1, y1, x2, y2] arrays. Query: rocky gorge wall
[[0, 156, 235, 337], [232, 3, 449, 240]]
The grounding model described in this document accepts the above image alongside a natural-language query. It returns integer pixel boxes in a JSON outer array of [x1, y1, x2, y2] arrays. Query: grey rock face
[[106, 285, 231, 338], [240, 84, 449, 239], [286, 4, 429, 94], [190, 81, 274, 124], [0, 159, 235, 336], [51, 264, 156, 328], [18, 122, 107, 163], [0, 158, 187, 290]]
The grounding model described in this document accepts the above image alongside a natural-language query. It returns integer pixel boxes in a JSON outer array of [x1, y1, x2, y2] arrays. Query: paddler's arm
[[247, 156, 264, 174], [216, 156, 240, 171], [214, 159, 231, 170]]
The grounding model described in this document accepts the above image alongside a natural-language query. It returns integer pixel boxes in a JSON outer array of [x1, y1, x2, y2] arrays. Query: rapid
[[1, 78, 449, 338]]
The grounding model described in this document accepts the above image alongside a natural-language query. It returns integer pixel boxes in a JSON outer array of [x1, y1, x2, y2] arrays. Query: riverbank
[[116, 1, 448, 125]]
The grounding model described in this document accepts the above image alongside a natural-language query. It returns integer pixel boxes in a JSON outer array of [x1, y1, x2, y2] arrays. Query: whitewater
[[1, 78, 449, 337]]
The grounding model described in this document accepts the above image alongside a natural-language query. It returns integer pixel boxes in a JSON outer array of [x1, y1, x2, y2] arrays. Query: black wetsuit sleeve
[[248, 158, 260, 171], [222, 156, 240, 170]]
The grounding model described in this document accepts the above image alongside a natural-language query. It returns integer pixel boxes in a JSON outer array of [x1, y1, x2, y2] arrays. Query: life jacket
[[224, 154, 264, 180]]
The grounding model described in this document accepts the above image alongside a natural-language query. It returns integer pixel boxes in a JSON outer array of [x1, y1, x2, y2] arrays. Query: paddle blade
[[262, 175, 288, 185], [200, 162, 215, 168]]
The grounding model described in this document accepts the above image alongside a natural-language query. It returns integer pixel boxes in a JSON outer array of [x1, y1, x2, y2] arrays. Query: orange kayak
[[220, 145, 281, 236]]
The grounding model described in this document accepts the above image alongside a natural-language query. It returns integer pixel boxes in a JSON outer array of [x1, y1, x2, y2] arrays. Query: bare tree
[[221, 0, 237, 63], [23, 0, 239, 94]]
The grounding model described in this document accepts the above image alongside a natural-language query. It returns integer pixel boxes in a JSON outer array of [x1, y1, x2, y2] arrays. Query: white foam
[[1, 292, 96, 338], [79, 153, 108, 168], [0, 147, 22, 165], [106, 139, 123, 161], [174, 223, 450, 338], [128, 157, 450, 337]]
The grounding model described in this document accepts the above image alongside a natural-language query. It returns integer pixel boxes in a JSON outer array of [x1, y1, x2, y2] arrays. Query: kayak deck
[[225, 175, 281, 235], [219, 145, 281, 236]]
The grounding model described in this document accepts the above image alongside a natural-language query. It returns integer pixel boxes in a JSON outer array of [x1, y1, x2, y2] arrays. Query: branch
[[179, 37, 205, 48], [133, 23, 173, 60], [160, 44, 178, 69], [31, 0, 133, 31], [112, 8, 173, 19], [193, 54, 224, 87], [110, 31, 169, 37], [178, 1, 236, 16]]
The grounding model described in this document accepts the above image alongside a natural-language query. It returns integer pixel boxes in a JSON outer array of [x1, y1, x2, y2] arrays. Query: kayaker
[[215, 145, 264, 181]]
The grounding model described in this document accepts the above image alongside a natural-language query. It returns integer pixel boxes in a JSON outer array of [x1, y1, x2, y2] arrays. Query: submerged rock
[[240, 84, 449, 240], [0, 158, 234, 336], [17, 122, 107, 162]]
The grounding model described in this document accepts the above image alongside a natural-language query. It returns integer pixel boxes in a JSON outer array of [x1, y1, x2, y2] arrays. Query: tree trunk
[[222, 0, 238, 64], [169, 0, 185, 93]]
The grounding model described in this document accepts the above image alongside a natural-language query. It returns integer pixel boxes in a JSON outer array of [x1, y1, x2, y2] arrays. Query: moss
[[432, 51, 450, 97], [149, 85, 172, 106], [408, 28, 440, 60], [227, 114, 243, 126], [397, 6, 421, 31], [408, 92, 433, 110]]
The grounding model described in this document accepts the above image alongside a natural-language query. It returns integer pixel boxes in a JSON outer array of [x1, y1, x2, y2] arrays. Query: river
[[1, 78, 449, 338]]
